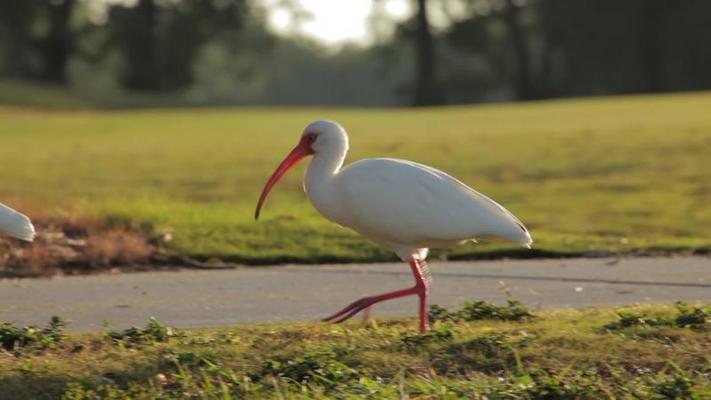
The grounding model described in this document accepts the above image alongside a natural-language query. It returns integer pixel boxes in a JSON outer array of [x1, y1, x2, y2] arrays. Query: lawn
[[0, 92, 710, 264], [0, 303, 709, 399]]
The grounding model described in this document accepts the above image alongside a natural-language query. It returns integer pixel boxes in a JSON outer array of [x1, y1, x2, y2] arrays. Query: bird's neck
[[305, 146, 347, 188], [304, 146, 348, 222]]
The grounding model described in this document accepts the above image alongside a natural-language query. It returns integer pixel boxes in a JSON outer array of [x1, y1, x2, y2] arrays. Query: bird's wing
[[0, 203, 36, 241], [336, 158, 531, 247]]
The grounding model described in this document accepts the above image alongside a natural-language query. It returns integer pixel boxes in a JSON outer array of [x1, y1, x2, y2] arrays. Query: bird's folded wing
[[338, 158, 531, 246]]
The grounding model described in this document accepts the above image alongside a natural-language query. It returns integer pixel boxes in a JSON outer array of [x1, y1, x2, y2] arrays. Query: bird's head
[[301, 120, 349, 154], [255, 120, 348, 220]]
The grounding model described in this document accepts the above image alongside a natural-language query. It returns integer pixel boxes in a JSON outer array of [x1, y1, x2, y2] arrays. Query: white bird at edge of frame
[[0, 203, 36, 242], [255, 120, 532, 333]]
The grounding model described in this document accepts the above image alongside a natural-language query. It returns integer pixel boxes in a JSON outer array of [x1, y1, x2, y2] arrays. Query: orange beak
[[255, 136, 314, 220]]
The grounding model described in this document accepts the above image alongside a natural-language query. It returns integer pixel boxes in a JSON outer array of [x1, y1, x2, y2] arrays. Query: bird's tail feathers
[[519, 224, 533, 249], [0, 204, 36, 242], [507, 221, 533, 249]]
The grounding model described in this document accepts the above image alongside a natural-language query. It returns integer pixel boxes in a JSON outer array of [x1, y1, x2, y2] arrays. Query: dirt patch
[[0, 214, 159, 277]]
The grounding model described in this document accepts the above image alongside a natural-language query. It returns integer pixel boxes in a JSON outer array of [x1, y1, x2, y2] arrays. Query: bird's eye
[[305, 133, 318, 143]]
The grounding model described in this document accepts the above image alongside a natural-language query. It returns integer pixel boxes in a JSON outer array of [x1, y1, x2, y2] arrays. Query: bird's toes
[[322, 297, 368, 321]]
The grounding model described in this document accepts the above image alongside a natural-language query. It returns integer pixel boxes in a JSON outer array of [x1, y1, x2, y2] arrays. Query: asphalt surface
[[1, 257, 709, 332]]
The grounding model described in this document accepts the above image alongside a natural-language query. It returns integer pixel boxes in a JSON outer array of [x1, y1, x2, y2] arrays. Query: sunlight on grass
[[0, 303, 709, 399], [0, 92, 709, 262]]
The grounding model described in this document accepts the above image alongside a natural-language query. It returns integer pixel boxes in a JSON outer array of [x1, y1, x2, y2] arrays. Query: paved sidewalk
[[1, 257, 709, 332]]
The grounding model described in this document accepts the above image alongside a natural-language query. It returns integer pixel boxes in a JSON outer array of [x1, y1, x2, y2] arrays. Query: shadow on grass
[[0, 360, 168, 400], [0, 375, 72, 400]]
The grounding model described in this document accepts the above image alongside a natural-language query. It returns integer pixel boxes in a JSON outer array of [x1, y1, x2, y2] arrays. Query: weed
[[399, 324, 455, 350], [606, 302, 709, 330], [647, 373, 694, 399], [428, 304, 451, 322], [429, 300, 534, 323], [0, 316, 66, 352], [176, 351, 199, 365], [107, 318, 175, 345], [606, 311, 674, 329], [673, 302, 709, 327], [434, 333, 525, 374], [61, 382, 162, 400], [458, 300, 534, 322], [254, 351, 360, 389], [518, 367, 607, 399]]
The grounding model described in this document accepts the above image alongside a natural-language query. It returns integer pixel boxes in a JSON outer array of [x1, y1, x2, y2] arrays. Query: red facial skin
[[255, 133, 317, 220]]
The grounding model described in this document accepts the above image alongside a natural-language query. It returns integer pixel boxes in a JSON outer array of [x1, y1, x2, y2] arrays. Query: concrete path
[[1, 257, 709, 332]]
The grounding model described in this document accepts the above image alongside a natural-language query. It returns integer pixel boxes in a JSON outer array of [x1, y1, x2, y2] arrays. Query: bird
[[0, 203, 36, 242], [255, 120, 531, 333]]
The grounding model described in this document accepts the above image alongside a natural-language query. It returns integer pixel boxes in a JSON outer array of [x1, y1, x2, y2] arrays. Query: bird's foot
[[323, 257, 431, 333], [322, 286, 420, 324]]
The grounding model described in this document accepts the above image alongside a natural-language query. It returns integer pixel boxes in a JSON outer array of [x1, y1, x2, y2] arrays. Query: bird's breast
[[304, 179, 351, 228]]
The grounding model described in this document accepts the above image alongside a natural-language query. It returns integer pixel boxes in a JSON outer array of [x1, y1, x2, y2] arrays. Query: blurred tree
[[412, 0, 445, 106], [41, 0, 76, 83], [442, 10, 510, 102], [662, 0, 711, 91], [109, 0, 158, 90], [2, 0, 710, 105], [0, 0, 78, 84], [502, 0, 534, 100], [0, 0, 37, 78], [536, 0, 711, 97], [639, 0, 666, 93], [443, 0, 539, 101], [106, 0, 246, 91]]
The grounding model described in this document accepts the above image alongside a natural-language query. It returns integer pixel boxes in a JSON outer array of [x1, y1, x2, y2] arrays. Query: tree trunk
[[503, 0, 534, 100], [40, 0, 75, 84], [123, 0, 160, 90], [413, 0, 444, 106], [639, 0, 669, 93]]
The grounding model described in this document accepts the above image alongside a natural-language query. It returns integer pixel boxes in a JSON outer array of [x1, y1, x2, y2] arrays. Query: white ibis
[[0, 203, 36, 242], [255, 120, 532, 332]]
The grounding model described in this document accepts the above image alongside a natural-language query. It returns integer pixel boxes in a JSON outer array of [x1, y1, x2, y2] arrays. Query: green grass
[[1, 303, 709, 399], [1, 92, 710, 263]]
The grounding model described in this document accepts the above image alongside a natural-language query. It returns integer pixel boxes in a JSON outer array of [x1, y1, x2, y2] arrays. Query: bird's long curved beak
[[255, 138, 314, 220]]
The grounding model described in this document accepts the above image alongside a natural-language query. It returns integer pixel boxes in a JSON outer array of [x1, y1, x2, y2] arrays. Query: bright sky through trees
[[265, 0, 412, 45], [94, 0, 413, 46]]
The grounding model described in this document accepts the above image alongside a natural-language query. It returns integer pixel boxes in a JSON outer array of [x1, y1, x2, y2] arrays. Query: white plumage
[[323, 158, 531, 259], [255, 120, 532, 332], [0, 203, 36, 242]]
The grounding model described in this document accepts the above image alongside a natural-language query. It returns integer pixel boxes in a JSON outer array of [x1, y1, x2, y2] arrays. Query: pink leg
[[417, 259, 431, 333], [362, 305, 372, 321], [323, 257, 432, 333]]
